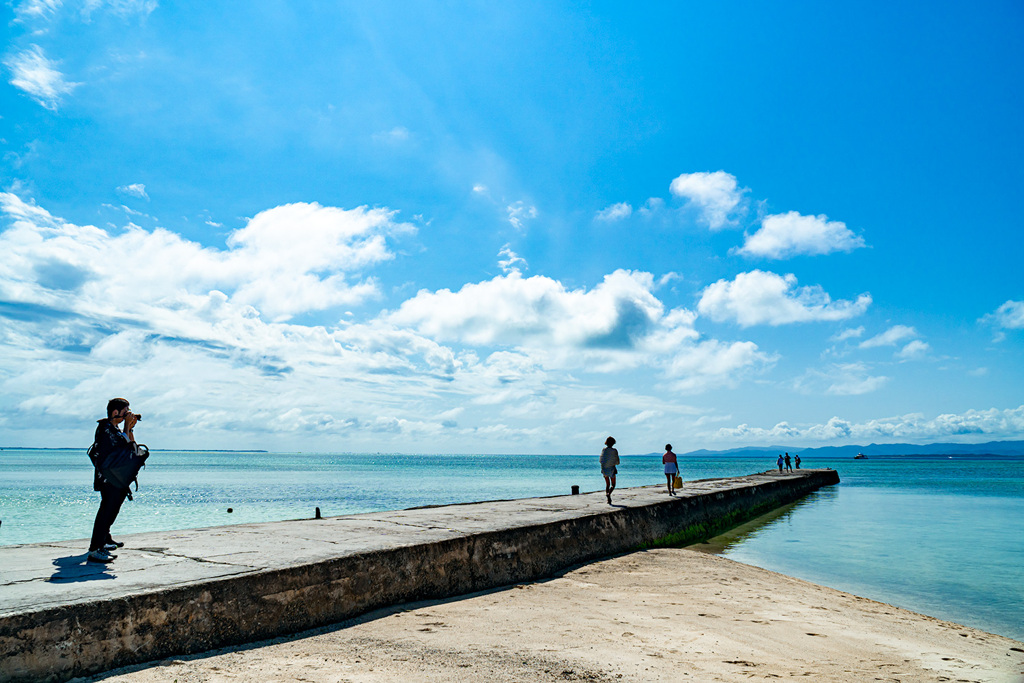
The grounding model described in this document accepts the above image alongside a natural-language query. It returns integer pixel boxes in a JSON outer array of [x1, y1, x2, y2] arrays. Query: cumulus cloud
[[736, 211, 866, 259], [669, 171, 743, 229], [697, 270, 871, 327], [390, 269, 669, 349], [116, 183, 149, 199], [860, 325, 917, 349], [981, 300, 1024, 331], [0, 193, 775, 451], [595, 202, 632, 222], [4, 45, 79, 111], [0, 191, 481, 449], [896, 339, 930, 360], [506, 201, 537, 230], [638, 197, 665, 218], [714, 405, 1024, 444], [497, 244, 527, 274], [795, 362, 888, 396], [665, 338, 768, 393], [831, 326, 864, 342], [0, 193, 412, 323], [389, 269, 769, 391]]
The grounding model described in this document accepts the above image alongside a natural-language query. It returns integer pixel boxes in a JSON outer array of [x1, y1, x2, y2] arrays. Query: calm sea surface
[[1, 450, 1021, 640]]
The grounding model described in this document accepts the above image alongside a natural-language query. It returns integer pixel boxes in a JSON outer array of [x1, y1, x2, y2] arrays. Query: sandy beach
[[96, 548, 1023, 683]]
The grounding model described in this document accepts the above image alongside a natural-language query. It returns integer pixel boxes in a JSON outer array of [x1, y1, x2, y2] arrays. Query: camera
[[134, 414, 143, 421]]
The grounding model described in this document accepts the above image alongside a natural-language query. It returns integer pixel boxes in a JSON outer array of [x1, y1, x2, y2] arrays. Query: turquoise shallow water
[[1, 449, 1021, 641]]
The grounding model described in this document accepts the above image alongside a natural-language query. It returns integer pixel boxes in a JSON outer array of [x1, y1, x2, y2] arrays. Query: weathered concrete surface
[[0, 469, 838, 683]]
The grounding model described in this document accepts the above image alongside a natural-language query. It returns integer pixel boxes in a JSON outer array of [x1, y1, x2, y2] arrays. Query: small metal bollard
[[315, 507, 322, 519], [571, 485, 580, 495]]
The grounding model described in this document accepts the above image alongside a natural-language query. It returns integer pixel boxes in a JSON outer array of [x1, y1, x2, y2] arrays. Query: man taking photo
[[87, 397, 144, 563]]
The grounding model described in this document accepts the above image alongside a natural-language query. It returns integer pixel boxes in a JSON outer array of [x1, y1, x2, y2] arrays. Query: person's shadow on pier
[[49, 553, 116, 583]]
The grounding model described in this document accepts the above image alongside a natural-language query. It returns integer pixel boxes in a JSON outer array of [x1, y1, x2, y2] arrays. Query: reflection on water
[[692, 487, 839, 554]]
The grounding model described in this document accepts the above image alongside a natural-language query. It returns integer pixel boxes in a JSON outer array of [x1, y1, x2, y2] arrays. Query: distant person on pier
[[784, 453, 793, 472], [86, 397, 148, 563], [662, 444, 679, 496], [600, 436, 620, 504], [777, 454, 784, 473], [795, 454, 801, 469]]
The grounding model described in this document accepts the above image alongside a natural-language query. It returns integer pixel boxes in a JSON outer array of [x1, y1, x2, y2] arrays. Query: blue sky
[[1, 1, 1022, 452]]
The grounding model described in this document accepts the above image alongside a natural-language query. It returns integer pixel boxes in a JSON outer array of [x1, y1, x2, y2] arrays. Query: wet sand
[[98, 548, 1023, 683]]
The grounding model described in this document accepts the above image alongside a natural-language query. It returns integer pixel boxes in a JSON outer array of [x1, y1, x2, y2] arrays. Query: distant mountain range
[[673, 440, 1024, 458]]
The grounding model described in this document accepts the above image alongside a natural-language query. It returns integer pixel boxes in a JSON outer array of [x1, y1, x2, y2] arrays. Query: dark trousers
[[89, 481, 128, 551]]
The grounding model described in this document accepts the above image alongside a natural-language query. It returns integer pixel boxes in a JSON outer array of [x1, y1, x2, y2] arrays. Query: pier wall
[[0, 469, 838, 682]]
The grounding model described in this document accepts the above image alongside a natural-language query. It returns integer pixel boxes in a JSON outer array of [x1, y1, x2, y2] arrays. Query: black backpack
[[88, 441, 149, 500]]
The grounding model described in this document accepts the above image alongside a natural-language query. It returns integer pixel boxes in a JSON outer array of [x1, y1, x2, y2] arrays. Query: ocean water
[[1, 449, 1021, 641]]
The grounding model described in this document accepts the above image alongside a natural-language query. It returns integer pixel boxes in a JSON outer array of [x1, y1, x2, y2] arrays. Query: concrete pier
[[0, 469, 838, 683]]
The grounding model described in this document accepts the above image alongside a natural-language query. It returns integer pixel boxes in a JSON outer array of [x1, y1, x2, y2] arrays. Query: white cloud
[[497, 244, 527, 274], [389, 269, 668, 349], [14, 0, 62, 23], [831, 326, 864, 342], [697, 270, 871, 327], [736, 211, 866, 259], [506, 201, 537, 230], [0, 193, 779, 453], [116, 183, 149, 199], [896, 339, 930, 360], [795, 362, 888, 396], [595, 202, 632, 222], [3, 45, 79, 111], [627, 410, 662, 424], [981, 300, 1024, 331], [860, 325, 917, 349], [15, 0, 156, 24], [714, 405, 1024, 444], [665, 338, 769, 393], [668, 171, 743, 230], [638, 197, 665, 218], [389, 269, 769, 391], [472, 184, 488, 194], [0, 193, 412, 323]]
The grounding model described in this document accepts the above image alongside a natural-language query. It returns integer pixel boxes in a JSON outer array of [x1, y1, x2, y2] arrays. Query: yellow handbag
[[673, 475, 683, 488]]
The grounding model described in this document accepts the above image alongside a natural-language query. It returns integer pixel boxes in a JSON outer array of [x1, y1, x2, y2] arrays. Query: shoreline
[[97, 548, 1024, 682], [0, 473, 841, 682]]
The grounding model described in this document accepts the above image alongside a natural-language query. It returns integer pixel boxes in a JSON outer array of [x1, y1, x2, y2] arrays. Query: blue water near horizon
[[1, 449, 1021, 641]]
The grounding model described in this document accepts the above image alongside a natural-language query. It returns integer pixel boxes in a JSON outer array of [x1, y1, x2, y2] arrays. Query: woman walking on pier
[[663, 444, 678, 496], [600, 436, 619, 504]]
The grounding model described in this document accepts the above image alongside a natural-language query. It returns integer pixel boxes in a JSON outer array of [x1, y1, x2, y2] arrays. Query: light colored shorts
[[601, 466, 617, 477], [664, 463, 678, 475]]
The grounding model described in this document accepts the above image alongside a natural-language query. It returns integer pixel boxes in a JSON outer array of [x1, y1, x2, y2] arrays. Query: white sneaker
[[103, 542, 119, 551], [87, 549, 115, 563]]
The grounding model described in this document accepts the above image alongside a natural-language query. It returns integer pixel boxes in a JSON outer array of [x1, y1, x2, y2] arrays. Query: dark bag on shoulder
[[90, 442, 149, 500]]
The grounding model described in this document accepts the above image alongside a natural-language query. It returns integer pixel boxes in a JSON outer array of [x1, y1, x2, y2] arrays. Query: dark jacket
[[92, 420, 133, 491]]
